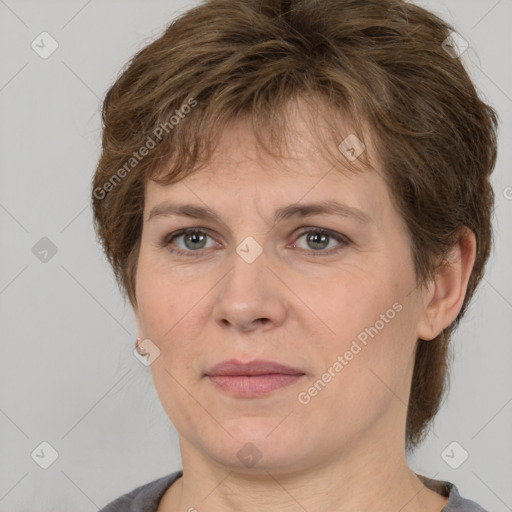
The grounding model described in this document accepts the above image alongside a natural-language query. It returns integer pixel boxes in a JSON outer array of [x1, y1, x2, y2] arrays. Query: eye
[[291, 228, 350, 255], [162, 228, 218, 255], [160, 227, 350, 257]]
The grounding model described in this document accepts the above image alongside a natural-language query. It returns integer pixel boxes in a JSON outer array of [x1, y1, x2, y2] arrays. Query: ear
[[416, 227, 477, 341]]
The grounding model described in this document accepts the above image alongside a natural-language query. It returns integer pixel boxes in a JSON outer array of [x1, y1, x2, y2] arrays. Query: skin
[[133, 102, 476, 512]]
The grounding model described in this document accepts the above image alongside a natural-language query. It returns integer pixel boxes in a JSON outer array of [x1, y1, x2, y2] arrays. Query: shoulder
[[417, 474, 489, 512], [98, 469, 183, 512]]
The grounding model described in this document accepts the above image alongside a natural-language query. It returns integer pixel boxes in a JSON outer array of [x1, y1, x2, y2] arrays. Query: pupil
[[308, 232, 328, 250], [185, 232, 206, 249]]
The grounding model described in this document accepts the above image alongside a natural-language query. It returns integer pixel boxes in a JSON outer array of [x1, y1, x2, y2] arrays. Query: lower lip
[[207, 374, 305, 397]]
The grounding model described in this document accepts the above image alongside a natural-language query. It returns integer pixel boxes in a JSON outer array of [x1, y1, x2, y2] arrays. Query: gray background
[[0, 0, 511, 510]]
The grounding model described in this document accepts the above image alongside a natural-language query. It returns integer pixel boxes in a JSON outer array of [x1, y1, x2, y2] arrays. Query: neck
[[160, 435, 447, 512]]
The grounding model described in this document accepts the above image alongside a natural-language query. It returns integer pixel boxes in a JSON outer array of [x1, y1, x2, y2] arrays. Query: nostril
[[243, 318, 270, 330]]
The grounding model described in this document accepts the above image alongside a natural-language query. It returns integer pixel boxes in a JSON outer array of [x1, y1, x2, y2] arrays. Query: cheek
[[298, 312, 415, 443], [314, 275, 416, 394], [344, 305, 416, 409], [135, 256, 211, 383], [135, 252, 195, 336], [318, 272, 399, 341]]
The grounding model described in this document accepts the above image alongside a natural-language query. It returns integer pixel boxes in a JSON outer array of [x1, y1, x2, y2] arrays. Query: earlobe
[[416, 227, 477, 341]]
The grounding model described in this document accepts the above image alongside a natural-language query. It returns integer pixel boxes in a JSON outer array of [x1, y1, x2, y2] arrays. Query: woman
[[92, 0, 498, 510]]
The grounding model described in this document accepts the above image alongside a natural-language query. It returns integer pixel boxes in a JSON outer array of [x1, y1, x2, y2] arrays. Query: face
[[134, 107, 430, 474]]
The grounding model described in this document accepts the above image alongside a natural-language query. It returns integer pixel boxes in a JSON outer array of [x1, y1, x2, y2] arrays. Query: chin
[[198, 426, 312, 473]]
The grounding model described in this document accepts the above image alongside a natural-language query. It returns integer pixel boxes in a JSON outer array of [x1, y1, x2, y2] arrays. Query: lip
[[205, 359, 304, 377], [205, 359, 306, 397]]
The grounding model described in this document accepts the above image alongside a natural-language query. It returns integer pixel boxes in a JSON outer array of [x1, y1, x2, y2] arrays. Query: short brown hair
[[91, 0, 498, 451]]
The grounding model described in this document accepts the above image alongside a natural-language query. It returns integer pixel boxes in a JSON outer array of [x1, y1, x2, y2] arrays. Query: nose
[[212, 246, 287, 333]]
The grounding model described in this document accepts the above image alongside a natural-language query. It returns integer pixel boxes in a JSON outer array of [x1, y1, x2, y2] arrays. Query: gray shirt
[[98, 470, 488, 511]]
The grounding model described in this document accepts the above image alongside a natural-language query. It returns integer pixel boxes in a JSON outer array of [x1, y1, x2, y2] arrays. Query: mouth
[[204, 359, 306, 397]]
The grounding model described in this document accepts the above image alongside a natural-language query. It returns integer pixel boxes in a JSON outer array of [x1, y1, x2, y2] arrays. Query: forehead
[[196, 99, 378, 177], [145, 100, 392, 226]]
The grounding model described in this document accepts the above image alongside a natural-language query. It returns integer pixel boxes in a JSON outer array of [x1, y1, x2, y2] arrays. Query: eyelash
[[160, 227, 351, 257]]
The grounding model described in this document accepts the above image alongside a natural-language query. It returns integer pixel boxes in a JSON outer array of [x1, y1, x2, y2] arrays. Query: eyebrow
[[147, 200, 373, 225]]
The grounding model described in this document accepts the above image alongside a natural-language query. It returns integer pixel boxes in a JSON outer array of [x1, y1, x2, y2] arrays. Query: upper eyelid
[[166, 226, 345, 239]]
